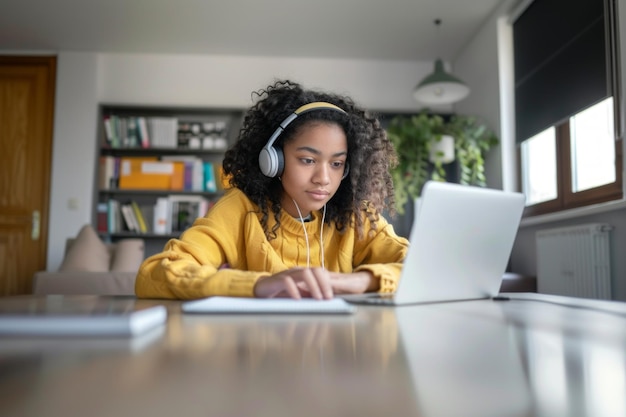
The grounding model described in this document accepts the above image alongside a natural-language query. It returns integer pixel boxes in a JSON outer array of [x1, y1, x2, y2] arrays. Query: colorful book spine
[[203, 161, 217, 192]]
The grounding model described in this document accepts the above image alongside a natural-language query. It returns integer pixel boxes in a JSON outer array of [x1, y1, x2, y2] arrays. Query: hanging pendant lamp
[[413, 58, 470, 104], [413, 19, 470, 105]]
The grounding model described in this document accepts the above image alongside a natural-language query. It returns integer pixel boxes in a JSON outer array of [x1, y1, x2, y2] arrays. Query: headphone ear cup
[[259, 146, 276, 177], [341, 162, 350, 180], [259, 146, 285, 177], [274, 147, 284, 177]]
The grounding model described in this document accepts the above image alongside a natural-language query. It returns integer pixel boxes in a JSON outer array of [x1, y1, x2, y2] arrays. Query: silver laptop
[[343, 181, 525, 305]]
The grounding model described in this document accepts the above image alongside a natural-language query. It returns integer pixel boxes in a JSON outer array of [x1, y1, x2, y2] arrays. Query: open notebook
[[342, 181, 525, 306], [0, 295, 167, 336]]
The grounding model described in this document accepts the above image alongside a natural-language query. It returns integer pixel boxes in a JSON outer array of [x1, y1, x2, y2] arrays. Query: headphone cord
[[320, 204, 326, 269], [291, 199, 326, 269]]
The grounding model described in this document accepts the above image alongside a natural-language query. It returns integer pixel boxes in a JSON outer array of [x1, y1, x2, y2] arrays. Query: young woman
[[135, 80, 408, 300]]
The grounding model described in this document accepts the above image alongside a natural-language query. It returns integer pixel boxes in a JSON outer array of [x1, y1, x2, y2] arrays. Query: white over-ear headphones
[[258, 102, 349, 178]]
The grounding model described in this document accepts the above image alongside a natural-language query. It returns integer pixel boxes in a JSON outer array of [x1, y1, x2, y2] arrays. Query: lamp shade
[[414, 59, 470, 105]]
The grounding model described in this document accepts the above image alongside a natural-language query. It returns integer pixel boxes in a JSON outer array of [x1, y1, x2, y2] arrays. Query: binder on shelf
[[160, 156, 205, 191], [118, 157, 185, 190], [170, 162, 185, 190]]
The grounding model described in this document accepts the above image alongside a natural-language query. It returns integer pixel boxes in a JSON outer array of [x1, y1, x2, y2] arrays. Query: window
[[570, 98, 616, 192], [514, 0, 622, 216], [520, 97, 622, 216], [521, 127, 557, 206]]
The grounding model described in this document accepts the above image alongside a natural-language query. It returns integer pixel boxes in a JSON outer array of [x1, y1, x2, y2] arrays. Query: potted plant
[[386, 112, 498, 214], [447, 114, 499, 187]]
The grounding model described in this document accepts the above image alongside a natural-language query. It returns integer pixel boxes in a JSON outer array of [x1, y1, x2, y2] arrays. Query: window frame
[[519, 118, 623, 217]]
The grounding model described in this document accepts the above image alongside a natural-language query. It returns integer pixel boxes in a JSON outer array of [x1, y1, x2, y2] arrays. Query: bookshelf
[[93, 105, 244, 256]]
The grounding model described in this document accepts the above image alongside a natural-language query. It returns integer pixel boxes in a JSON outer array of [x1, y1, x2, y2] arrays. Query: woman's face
[[280, 122, 348, 218]]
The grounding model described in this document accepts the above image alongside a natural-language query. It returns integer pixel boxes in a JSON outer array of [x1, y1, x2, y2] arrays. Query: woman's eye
[[331, 161, 345, 168], [300, 158, 315, 165]]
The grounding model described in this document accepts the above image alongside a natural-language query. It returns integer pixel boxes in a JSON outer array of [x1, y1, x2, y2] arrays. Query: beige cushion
[[110, 239, 145, 272], [33, 271, 136, 295], [58, 225, 110, 272]]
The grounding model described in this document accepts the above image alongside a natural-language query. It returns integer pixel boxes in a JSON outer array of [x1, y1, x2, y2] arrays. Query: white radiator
[[536, 223, 613, 300]]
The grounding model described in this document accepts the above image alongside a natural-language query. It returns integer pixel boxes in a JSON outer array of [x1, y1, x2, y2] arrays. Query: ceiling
[[0, 0, 511, 61]]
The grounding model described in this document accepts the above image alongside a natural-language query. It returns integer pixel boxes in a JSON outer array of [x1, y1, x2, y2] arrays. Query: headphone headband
[[259, 102, 347, 178], [267, 102, 346, 148], [294, 102, 346, 115]]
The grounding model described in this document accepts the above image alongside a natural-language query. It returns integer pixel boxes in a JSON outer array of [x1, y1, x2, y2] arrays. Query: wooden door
[[0, 56, 56, 295]]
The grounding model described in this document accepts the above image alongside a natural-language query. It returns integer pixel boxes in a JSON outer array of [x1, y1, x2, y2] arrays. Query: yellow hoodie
[[135, 188, 409, 299]]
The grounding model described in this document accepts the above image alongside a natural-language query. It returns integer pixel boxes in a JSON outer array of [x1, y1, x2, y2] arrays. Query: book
[[103, 115, 120, 148], [182, 296, 356, 315], [138, 203, 154, 234], [103, 116, 114, 146], [120, 204, 139, 232], [98, 156, 116, 190], [137, 116, 151, 148], [126, 117, 139, 147], [153, 197, 170, 234], [96, 203, 108, 233], [160, 156, 202, 191], [171, 201, 196, 232], [167, 195, 210, 232], [107, 199, 121, 233], [130, 201, 148, 233], [0, 296, 168, 336], [203, 161, 217, 192], [192, 159, 204, 191]]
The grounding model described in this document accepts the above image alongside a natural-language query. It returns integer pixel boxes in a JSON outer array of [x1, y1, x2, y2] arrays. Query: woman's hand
[[328, 271, 378, 295], [254, 267, 334, 299], [254, 269, 378, 299]]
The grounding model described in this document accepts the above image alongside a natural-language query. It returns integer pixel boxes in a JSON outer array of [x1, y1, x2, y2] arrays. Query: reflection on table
[[0, 294, 624, 417]]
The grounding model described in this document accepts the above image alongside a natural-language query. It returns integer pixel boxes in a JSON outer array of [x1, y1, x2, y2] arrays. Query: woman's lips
[[308, 190, 330, 200]]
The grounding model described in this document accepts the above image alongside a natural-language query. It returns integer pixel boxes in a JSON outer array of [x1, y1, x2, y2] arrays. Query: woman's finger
[[310, 267, 333, 299], [282, 275, 302, 300], [299, 269, 323, 300]]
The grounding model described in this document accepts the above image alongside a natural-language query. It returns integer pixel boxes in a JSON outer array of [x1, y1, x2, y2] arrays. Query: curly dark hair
[[222, 79, 398, 240]]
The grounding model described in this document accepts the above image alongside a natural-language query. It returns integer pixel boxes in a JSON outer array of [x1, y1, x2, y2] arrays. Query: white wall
[[453, 0, 520, 191], [47, 52, 99, 271], [47, 52, 447, 270], [97, 53, 442, 112]]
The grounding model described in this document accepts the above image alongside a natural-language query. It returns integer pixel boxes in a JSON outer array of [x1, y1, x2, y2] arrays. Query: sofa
[[32, 225, 144, 295]]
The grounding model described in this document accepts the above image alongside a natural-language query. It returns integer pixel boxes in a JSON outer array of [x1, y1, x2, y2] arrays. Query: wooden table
[[1, 294, 625, 417]]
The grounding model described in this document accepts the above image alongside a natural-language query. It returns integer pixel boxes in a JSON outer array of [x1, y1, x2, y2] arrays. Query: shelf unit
[[93, 105, 244, 256]]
